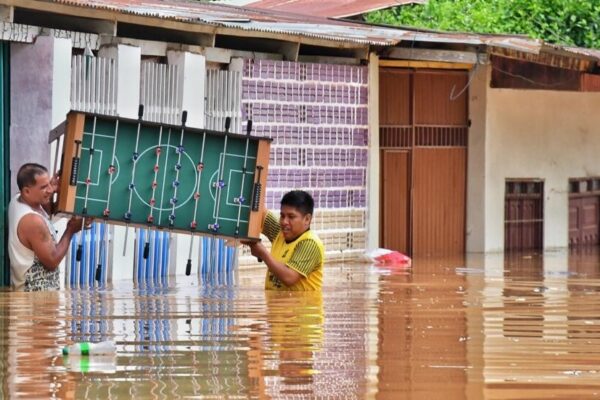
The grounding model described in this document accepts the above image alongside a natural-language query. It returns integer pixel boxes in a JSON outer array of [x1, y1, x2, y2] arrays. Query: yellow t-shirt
[[263, 211, 324, 291]]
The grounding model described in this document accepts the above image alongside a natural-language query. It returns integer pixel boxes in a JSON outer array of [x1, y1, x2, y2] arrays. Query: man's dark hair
[[281, 190, 314, 216], [17, 163, 48, 190]]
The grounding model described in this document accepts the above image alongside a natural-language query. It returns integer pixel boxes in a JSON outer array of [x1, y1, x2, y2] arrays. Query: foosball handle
[[246, 120, 253, 135], [76, 244, 82, 262], [70, 140, 82, 186], [225, 116, 231, 133], [251, 165, 263, 212], [138, 104, 144, 119], [181, 110, 187, 126], [185, 259, 192, 276], [143, 242, 150, 259], [95, 263, 102, 282]]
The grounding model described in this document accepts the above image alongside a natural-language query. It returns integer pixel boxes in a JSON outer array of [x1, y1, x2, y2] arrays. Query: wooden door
[[504, 181, 544, 251], [568, 178, 600, 246], [412, 148, 466, 255], [379, 68, 468, 256], [381, 150, 410, 254]]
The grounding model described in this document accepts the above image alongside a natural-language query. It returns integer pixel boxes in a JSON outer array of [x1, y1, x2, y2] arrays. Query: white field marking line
[[212, 134, 229, 228], [148, 126, 163, 221], [158, 129, 172, 223], [78, 116, 98, 258], [126, 116, 144, 216], [191, 130, 208, 225], [226, 169, 253, 209], [209, 153, 256, 206], [105, 120, 120, 212], [132, 144, 197, 211], [210, 169, 252, 224], [75, 158, 120, 203], [76, 148, 103, 186], [81, 117, 98, 210], [169, 125, 186, 222], [234, 130, 252, 232], [83, 132, 115, 140]]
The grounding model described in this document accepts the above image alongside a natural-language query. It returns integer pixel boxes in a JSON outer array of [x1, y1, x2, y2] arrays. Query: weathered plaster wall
[[485, 82, 600, 251], [10, 36, 69, 194]]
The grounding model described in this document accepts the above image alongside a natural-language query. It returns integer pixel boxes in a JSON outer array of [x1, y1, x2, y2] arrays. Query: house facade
[[0, 0, 599, 284]]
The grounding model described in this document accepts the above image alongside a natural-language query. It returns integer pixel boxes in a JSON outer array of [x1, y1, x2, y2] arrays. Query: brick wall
[[241, 59, 369, 263]]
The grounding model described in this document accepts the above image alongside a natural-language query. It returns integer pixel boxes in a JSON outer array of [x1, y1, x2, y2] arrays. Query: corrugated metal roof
[[559, 46, 600, 61], [242, 0, 426, 19], [28, 0, 598, 62], [48, 0, 544, 51]]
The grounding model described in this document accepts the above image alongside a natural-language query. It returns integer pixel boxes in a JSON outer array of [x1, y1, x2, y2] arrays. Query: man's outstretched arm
[[18, 214, 83, 270]]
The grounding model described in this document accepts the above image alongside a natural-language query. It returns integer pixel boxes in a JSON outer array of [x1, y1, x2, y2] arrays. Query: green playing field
[[59, 112, 270, 240]]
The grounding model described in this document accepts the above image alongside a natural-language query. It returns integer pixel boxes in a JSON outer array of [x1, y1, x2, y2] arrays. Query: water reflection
[[1, 250, 600, 398], [376, 255, 469, 399]]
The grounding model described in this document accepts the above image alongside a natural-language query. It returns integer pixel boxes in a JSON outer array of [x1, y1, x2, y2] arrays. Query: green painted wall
[[0, 42, 9, 287]]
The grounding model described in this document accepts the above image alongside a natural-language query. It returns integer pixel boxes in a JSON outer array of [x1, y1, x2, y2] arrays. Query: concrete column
[[99, 44, 141, 119], [99, 43, 141, 281], [167, 50, 206, 129], [10, 36, 72, 195], [367, 52, 380, 249], [164, 51, 206, 276], [466, 64, 489, 253]]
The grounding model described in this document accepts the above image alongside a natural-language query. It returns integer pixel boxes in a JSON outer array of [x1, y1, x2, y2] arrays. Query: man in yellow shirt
[[245, 190, 324, 291]]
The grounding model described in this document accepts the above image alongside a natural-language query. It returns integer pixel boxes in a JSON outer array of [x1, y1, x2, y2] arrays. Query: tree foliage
[[365, 0, 600, 49]]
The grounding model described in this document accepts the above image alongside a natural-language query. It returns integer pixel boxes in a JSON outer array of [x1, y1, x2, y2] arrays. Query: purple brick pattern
[[243, 60, 368, 84], [246, 103, 368, 125], [269, 148, 368, 167], [266, 189, 367, 210], [252, 125, 368, 147], [242, 59, 369, 254], [267, 169, 366, 188]]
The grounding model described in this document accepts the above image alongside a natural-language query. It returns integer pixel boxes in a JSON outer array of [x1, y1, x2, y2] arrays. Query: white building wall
[[466, 65, 488, 253], [484, 78, 600, 252]]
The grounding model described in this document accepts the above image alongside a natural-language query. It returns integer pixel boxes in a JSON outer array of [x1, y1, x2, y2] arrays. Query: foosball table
[[53, 107, 271, 250]]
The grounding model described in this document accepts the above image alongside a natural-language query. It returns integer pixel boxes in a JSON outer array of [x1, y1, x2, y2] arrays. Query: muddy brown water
[[1, 249, 600, 399]]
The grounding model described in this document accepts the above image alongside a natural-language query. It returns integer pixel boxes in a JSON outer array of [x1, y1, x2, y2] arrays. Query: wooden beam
[[387, 47, 478, 64], [247, 140, 271, 240], [490, 47, 592, 71], [57, 112, 85, 214], [379, 59, 473, 70]]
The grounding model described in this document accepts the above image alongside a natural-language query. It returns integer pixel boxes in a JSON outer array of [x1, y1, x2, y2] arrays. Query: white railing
[[71, 55, 117, 115], [205, 69, 242, 133], [140, 61, 182, 125]]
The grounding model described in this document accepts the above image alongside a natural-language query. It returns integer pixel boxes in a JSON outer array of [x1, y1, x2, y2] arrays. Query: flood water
[[2, 249, 600, 399]]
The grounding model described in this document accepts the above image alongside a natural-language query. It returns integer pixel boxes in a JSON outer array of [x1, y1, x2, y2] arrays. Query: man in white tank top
[[8, 163, 87, 291]]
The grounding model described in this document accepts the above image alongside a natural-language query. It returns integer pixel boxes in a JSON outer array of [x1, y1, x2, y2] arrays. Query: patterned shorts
[[24, 259, 60, 292]]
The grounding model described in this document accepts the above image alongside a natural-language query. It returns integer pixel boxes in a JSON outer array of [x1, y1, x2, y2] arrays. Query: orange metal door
[[412, 147, 466, 255], [380, 150, 410, 254], [379, 68, 468, 256]]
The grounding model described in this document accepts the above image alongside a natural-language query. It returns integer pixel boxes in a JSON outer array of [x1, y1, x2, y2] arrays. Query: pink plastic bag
[[365, 248, 411, 267]]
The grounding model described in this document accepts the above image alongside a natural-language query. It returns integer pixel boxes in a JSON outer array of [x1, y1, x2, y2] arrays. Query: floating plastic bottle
[[62, 340, 116, 356], [64, 355, 117, 374]]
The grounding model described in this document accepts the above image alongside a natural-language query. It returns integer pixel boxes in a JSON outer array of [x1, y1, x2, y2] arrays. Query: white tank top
[[8, 194, 57, 290]]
